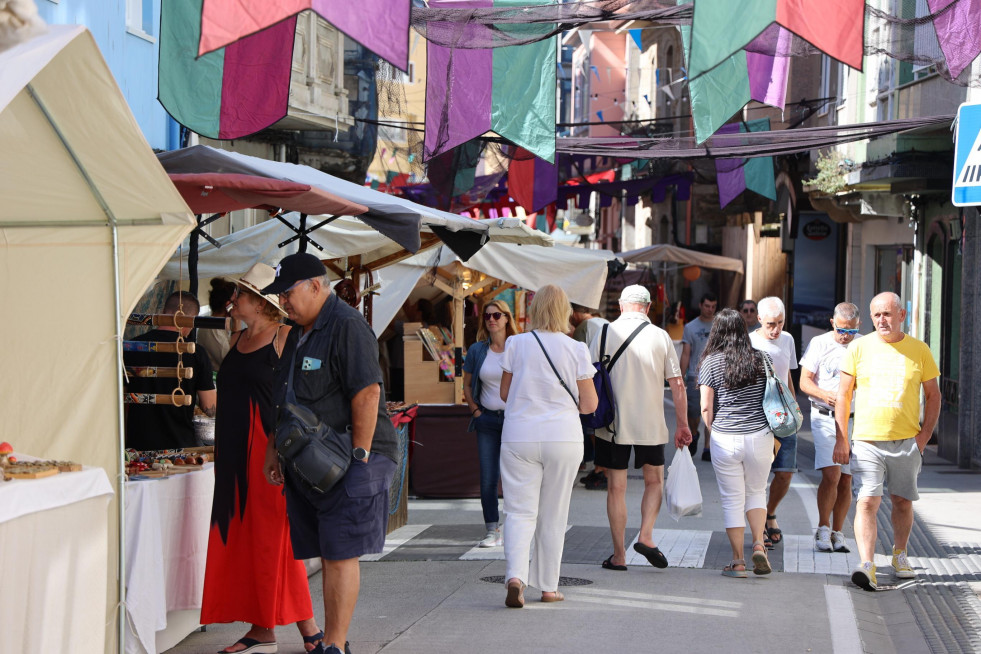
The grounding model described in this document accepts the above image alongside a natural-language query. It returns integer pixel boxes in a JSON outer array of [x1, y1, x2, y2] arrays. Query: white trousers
[[500, 440, 582, 592], [710, 426, 775, 529]]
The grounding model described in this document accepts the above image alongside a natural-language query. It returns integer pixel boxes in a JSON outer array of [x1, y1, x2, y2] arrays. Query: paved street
[[170, 400, 981, 654]]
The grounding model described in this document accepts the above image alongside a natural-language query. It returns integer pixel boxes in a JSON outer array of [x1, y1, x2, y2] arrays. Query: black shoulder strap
[[531, 330, 578, 406], [599, 323, 610, 362], [607, 323, 650, 372]]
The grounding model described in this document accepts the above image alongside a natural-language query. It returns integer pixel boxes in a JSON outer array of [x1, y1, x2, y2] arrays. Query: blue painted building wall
[[35, 0, 179, 151]]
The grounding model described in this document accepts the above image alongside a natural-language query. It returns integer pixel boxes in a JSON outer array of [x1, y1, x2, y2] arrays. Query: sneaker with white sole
[[479, 528, 502, 548], [892, 548, 916, 579], [814, 525, 833, 552], [851, 561, 878, 591], [831, 530, 850, 553]]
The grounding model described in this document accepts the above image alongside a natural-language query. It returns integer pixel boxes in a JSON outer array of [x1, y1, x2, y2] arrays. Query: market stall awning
[[619, 244, 744, 275], [169, 172, 369, 216], [158, 145, 541, 259]]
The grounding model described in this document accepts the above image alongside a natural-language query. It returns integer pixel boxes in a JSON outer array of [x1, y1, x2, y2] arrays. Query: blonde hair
[[528, 285, 572, 333], [475, 299, 519, 341]]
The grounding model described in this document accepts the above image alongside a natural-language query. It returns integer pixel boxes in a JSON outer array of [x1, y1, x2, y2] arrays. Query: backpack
[[581, 322, 649, 435], [761, 353, 803, 439]]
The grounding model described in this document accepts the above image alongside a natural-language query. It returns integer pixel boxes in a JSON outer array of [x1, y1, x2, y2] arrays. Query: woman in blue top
[[698, 309, 774, 578], [463, 299, 519, 548]]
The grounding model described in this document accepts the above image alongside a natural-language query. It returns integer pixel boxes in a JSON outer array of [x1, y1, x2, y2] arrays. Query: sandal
[[505, 579, 526, 608], [752, 542, 772, 575], [722, 559, 747, 578], [302, 631, 324, 653], [765, 514, 783, 545], [218, 638, 277, 654], [541, 590, 565, 603]]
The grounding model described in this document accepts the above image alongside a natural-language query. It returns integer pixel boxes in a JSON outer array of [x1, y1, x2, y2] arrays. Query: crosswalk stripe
[[361, 524, 429, 561]]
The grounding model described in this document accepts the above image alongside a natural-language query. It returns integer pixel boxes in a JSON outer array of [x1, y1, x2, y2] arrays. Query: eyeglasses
[[278, 279, 309, 300], [835, 327, 860, 335], [741, 308, 757, 314], [484, 311, 504, 321]]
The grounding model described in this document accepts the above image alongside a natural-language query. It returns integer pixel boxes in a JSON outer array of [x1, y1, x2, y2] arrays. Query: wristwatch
[[352, 447, 369, 462]]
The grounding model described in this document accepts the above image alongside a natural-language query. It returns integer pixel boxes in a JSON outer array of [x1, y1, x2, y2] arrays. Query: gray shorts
[[850, 438, 922, 501]]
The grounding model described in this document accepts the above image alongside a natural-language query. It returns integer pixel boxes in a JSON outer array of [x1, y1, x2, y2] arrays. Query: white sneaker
[[479, 528, 502, 548], [814, 525, 833, 552], [831, 530, 850, 553], [892, 548, 916, 579]]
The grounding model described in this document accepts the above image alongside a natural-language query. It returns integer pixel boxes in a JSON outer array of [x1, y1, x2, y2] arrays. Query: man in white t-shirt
[[749, 296, 798, 547], [589, 285, 692, 571], [799, 303, 860, 553], [679, 293, 717, 461], [571, 304, 610, 490]]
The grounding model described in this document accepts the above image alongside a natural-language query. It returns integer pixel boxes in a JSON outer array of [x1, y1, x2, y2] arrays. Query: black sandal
[[765, 514, 783, 545], [303, 631, 324, 652]]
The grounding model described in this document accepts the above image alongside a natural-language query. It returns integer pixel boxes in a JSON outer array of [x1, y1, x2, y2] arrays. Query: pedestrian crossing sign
[[953, 102, 981, 206]]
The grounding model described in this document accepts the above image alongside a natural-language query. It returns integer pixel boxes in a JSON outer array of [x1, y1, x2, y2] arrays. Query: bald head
[[869, 292, 906, 343]]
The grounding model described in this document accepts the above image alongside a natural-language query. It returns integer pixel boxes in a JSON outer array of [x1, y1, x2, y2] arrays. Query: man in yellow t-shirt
[[833, 292, 940, 591]]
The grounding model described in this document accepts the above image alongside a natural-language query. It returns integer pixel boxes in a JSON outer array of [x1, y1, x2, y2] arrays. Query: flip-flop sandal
[[602, 555, 627, 571], [218, 638, 278, 654], [633, 542, 669, 568], [722, 560, 748, 578], [302, 631, 324, 653]]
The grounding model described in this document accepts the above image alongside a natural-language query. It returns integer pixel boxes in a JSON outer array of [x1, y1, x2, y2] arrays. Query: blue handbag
[[761, 354, 803, 439]]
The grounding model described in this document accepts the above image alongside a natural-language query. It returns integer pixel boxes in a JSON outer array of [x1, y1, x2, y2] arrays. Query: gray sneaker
[[814, 525, 833, 552], [831, 530, 850, 553], [479, 528, 502, 548]]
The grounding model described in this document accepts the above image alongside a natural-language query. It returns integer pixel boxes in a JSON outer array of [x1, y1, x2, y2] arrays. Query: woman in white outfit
[[698, 308, 775, 577], [499, 285, 598, 607]]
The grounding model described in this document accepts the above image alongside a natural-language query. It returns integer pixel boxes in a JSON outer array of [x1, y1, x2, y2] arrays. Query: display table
[[409, 404, 481, 498], [0, 461, 114, 654], [124, 464, 215, 654]]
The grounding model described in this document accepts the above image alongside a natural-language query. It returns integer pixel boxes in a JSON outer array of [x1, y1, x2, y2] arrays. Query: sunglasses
[[741, 308, 757, 314], [278, 279, 309, 300], [484, 311, 505, 321], [835, 327, 860, 335]]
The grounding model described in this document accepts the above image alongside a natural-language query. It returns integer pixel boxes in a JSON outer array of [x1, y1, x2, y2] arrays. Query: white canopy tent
[[618, 243, 745, 274], [0, 25, 195, 653]]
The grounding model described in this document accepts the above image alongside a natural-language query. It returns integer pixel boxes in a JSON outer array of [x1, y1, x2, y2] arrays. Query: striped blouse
[[697, 351, 772, 433]]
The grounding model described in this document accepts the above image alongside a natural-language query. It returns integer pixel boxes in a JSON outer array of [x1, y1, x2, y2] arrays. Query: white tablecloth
[[124, 464, 215, 654], [0, 462, 114, 653]]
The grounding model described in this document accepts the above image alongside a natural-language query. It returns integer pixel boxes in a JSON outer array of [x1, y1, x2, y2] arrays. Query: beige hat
[[230, 263, 286, 315], [619, 284, 651, 304]]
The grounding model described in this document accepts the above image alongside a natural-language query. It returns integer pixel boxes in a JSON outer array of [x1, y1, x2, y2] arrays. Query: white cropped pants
[[710, 426, 775, 529], [500, 440, 582, 592]]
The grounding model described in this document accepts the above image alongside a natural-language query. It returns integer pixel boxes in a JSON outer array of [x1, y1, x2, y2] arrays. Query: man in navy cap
[[262, 253, 398, 654]]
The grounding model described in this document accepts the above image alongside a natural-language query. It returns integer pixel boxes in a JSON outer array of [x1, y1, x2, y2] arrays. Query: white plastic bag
[[664, 447, 702, 520]]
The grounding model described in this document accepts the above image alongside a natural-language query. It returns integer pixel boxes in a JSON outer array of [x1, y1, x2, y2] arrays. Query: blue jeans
[[474, 409, 504, 526]]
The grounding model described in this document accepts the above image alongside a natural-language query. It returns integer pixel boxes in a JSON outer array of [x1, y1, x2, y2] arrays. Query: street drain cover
[[480, 575, 593, 586]]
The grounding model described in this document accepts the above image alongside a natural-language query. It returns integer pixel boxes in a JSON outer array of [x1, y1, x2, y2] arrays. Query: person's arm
[[500, 371, 512, 402], [197, 389, 217, 418], [833, 372, 855, 464], [699, 384, 714, 431], [263, 433, 283, 485], [679, 342, 692, 377], [668, 376, 693, 447], [576, 378, 599, 414], [462, 371, 481, 417], [350, 383, 381, 460], [799, 368, 834, 407], [916, 377, 941, 453]]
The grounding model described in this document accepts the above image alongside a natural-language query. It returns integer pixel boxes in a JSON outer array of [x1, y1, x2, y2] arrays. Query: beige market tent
[[0, 25, 195, 652]]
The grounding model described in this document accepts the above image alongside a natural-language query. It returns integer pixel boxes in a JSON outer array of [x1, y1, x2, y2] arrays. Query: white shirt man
[[799, 303, 860, 553], [748, 296, 798, 546]]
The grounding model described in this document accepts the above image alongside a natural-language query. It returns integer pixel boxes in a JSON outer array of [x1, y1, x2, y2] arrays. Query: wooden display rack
[[402, 321, 455, 404]]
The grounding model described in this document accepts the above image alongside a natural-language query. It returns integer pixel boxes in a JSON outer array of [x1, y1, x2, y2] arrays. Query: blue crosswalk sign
[[953, 102, 981, 206]]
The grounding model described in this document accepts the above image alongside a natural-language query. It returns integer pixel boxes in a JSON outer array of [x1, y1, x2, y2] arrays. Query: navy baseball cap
[[260, 253, 327, 295]]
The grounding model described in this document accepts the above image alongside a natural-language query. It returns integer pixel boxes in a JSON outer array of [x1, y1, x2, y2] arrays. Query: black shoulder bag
[[275, 305, 353, 494]]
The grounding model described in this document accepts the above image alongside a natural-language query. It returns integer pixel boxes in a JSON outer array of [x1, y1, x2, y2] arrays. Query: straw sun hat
[[228, 263, 287, 316]]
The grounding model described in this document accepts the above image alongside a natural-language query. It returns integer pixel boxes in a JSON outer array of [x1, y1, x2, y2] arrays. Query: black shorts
[[594, 438, 665, 470], [285, 454, 396, 561]]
